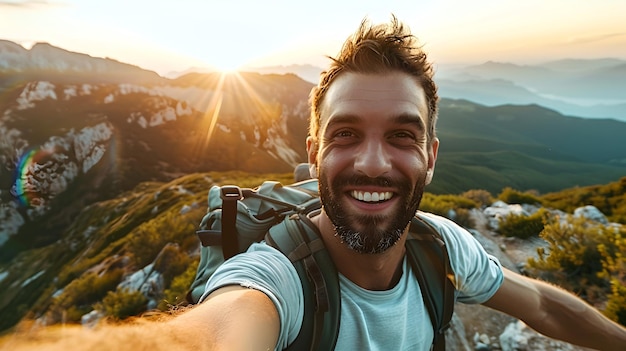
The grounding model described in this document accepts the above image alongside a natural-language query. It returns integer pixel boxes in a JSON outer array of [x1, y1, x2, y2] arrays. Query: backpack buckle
[[220, 185, 243, 201]]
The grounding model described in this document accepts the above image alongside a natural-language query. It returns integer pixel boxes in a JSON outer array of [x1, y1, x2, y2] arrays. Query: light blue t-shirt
[[201, 212, 503, 350]]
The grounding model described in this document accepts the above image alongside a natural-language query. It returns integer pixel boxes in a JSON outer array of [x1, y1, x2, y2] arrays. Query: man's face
[[307, 71, 439, 254]]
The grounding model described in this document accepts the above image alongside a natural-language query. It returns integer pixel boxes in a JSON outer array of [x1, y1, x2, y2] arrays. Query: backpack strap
[[219, 186, 244, 259], [406, 215, 455, 351], [265, 210, 340, 351]]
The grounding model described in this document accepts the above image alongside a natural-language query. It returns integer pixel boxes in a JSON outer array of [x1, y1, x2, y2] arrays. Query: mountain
[[243, 63, 323, 84], [429, 99, 626, 194], [0, 40, 163, 87], [0, 38, 625, 259], [167, 64, 323, 84], [437, 59, 626, 121], [222, 58, 626, 121]]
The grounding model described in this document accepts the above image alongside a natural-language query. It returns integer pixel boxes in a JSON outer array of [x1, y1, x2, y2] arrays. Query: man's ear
[[306, 136, 318, 178], [425, 137, 439, 185]]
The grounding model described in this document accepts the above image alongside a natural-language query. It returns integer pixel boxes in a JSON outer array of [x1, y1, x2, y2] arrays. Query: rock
[[573, 205, 608, 225], [81, 309, 104, 328], [446, 313, 473, 351], [499, 320, 579, 351]]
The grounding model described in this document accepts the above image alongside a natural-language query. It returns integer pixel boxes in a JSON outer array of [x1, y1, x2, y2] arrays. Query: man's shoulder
[[415, 211, 463, 230], [414, 211, 475, 245]]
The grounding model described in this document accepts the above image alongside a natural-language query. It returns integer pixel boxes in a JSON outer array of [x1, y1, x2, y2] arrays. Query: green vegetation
[[498, 187, 542, 205], [420, 193, 479, 228], [497, 208, 548, 239], [2, 171, 626, 332], [527, 215, 626, 324], [97, 287, 149, 320], [46, 269, 124, 323], [541, 176, 626, 224]]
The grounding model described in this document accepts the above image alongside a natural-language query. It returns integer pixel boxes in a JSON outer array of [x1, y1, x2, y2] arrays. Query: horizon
[[2, 0, 626, 76]]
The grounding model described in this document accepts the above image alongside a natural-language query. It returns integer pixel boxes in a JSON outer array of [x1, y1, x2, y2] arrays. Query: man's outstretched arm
[[483, 267, 626, 351], [3, 286, 280, 351]]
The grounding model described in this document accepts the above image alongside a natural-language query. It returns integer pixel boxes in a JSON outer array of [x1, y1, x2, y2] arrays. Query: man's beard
[[319, 171, 426, 254]]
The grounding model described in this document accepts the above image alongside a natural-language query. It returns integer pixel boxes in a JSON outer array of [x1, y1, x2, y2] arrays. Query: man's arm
[[169, 285, 280, 350], [483, 268, 626, 351], [4, 286, 280, 351]]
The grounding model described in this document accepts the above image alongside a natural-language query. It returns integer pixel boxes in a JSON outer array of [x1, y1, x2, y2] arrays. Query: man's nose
[[354, 140, 392, 178]]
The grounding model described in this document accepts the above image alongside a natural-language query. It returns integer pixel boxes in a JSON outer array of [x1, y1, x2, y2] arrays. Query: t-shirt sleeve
[[199, 242, 304, 349], [418, 212, 504, 304]]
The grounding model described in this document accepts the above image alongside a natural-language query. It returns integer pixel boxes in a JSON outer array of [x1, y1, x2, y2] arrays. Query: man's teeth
[[351, 190, 393, 202]]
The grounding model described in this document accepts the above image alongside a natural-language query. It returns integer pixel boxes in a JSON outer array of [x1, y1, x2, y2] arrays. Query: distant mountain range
[[243, 59, 626, 122], [4, 39, 624, 121]]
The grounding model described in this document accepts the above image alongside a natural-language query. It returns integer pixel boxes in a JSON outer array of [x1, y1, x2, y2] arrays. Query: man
[[172, 16, 626, 351], [7, 16, 626, 351]]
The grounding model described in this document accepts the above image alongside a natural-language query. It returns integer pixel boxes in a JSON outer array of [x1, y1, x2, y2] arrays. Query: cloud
[[0, 0, 58, 7], [566, 32, 626, 45]]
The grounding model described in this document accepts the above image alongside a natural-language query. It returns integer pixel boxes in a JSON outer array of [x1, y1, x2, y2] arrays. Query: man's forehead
[[320, 72, 428, 128]]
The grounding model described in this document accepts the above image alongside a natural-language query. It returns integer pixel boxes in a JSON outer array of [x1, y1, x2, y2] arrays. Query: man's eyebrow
[[324, 114, 361, 130], [394, 113, 425, 132], [324, 113, 425, 133]]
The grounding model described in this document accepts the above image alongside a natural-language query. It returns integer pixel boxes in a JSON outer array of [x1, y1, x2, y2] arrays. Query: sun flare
[[210, 58, 246, 74]]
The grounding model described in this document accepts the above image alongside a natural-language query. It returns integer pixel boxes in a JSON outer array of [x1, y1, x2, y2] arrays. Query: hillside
[[1, 171, 623, 350]]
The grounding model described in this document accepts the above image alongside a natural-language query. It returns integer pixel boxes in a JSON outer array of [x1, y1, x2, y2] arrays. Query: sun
[[210, 58, 245, 74]]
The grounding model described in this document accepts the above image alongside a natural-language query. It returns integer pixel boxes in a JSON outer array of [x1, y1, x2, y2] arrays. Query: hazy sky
[[2, 0, 625, 75]]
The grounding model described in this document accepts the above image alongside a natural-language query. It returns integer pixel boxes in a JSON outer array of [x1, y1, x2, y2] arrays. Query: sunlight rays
[[191, 71, 285, 164]]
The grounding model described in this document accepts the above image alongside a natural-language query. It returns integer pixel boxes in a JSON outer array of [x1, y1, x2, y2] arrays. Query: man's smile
[[350, 190, 394, 203]]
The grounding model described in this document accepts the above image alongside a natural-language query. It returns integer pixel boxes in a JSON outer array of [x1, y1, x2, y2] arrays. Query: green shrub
[[98, 287, 148, 320], [460, 189, 494, 208], [47, 268, 124, 322], [527, 215, 626, 317], [420, 193, 477, 228], [498, 187, 542, 205], [498, 208, 548, 239], [420, 193, 476, 215], [606, 279, 626, 325], [153, 243, 193, 286], [158, 260, 199, 311]]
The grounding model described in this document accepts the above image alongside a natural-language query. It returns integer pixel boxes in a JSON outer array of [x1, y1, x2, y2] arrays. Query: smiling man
[[7, 15, 626, 351], [182, 16, 626, 350]]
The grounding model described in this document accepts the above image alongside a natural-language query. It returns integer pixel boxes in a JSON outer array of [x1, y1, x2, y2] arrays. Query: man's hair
[[309, 15, 438, 143]]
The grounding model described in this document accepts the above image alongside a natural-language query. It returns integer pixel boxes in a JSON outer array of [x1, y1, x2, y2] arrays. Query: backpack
[[187, 179, 455, 351]]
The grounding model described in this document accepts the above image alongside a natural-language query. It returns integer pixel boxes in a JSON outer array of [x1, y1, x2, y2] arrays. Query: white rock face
[[16, 81, 57, 110], [0, 203, 25, 245], [500, 320, 577, 351], [73, 122, 114, 173], [573, 205, 609, 225], [483, 201, 525, 230], [117, 263, 164, 299]]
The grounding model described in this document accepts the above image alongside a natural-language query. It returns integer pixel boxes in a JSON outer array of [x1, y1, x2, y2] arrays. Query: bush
[[498, 208, 548, 239], [527, 215, 626, 322], [606, 279, 626, 325], [47, 268, 124, 323], [421, 193, 476, 215], [158, 260, 199, 311], [153, 243, 193, 286], [498, 187, 542, 205], [98, 287, 148, 320], [460, 189, 494, 208]]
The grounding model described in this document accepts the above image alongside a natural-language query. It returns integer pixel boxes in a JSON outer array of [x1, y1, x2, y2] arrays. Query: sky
[[1, 0, 626, 76]]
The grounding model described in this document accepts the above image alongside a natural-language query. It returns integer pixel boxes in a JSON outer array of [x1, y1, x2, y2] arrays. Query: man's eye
[[393, 131, 415, 139], [336, 130, 354, 138]]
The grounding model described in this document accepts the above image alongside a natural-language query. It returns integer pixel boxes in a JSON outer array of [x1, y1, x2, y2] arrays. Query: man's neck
[[311, 211, 407, 291]]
